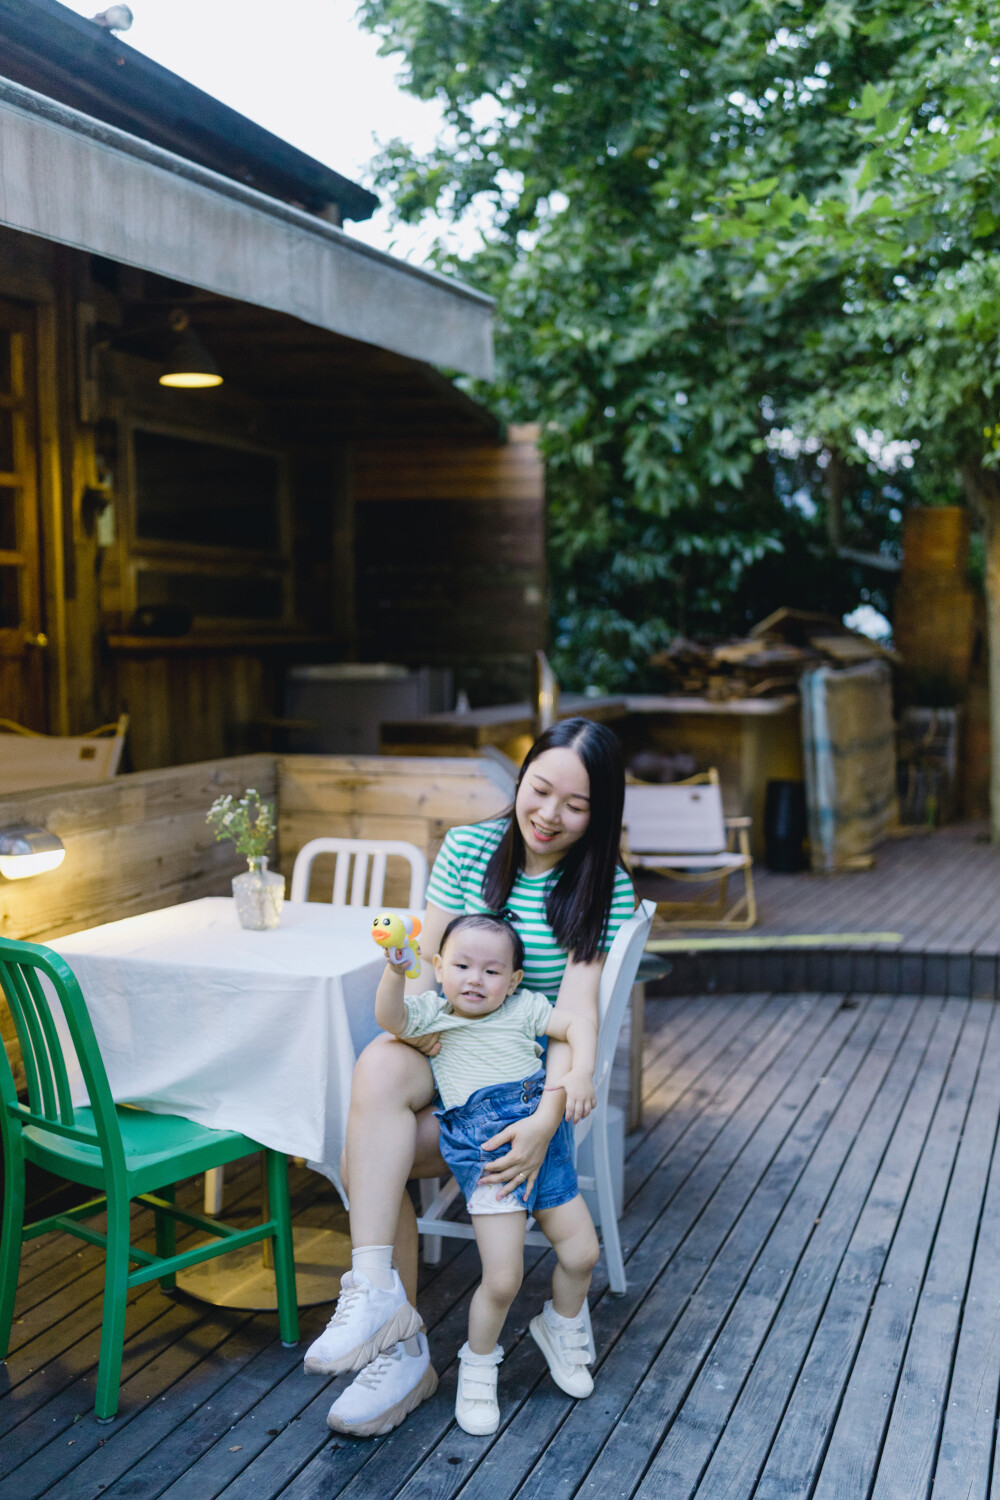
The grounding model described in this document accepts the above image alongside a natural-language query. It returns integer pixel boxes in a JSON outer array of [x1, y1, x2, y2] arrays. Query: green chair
[[0, 936, 300, 1421]]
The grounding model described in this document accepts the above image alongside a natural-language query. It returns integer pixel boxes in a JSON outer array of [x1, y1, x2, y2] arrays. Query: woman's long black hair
[[481, 717, 626, 965]]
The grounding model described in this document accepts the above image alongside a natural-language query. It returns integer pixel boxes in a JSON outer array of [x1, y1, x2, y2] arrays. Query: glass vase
[[232, 855, 284, 931]]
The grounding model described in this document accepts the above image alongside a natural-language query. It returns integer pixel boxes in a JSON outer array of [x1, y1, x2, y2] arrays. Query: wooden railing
[[0, 752, 513, 1089]]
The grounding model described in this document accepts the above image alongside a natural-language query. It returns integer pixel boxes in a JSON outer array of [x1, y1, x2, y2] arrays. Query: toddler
[[375, 912, 601, 1435]]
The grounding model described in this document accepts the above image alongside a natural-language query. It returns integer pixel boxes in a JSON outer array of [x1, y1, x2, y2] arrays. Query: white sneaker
[[326, 1334, 438, 1438], [303, 1270, 423, 1376], [455, 1342, 503, 1435], [529, 1303, 594, 1398]]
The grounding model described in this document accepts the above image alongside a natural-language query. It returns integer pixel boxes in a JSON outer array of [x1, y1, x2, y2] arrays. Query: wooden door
[[0, 300, 46, 729]]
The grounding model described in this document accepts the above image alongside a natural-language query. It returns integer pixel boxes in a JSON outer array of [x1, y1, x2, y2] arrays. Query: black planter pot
[[764, 779, 808, 873]]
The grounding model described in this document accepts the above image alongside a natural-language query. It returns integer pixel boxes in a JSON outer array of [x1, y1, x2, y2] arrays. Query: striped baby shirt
[[400, 988, 556, 1109], [424, 818, 635, 996]]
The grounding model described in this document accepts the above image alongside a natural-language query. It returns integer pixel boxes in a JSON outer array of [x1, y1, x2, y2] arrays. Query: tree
[[357, 1, 923, 688], [693, 1, 1000, 831]]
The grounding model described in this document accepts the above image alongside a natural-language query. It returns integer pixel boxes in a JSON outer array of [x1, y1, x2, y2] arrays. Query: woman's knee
[[351, 1034, 434, 1112]]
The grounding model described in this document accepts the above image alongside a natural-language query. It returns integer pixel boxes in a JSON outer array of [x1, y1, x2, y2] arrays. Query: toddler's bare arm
[[375, 962, 410, 1036], [545, 1012, 598, 1123]]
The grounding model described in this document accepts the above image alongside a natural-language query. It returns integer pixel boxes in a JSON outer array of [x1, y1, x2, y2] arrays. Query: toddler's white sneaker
[[303, 1269, 422, 1376], [326, 1333, 437, 1437], [529, 1301, 594, 1398], [455, 1342, 503, 1435]]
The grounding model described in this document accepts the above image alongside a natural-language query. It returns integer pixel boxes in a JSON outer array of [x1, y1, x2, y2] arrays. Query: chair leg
[[154, 1182, 176, 1291], [203, 1166, 224, 1215], [419, 1178, 443, 1265], [743, 855, 757, 927], [264, 1150, 300, 1347], [593, 1117, 627, 1295], [95, 1190, 132, 1421], [0, 1134, 25, 1359]]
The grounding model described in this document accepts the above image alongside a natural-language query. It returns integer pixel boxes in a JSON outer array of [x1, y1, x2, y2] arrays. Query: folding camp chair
[[623, 770, 756, 928]]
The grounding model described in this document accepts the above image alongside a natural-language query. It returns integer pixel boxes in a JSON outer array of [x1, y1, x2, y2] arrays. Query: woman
[[306, 717, 634, 1437]]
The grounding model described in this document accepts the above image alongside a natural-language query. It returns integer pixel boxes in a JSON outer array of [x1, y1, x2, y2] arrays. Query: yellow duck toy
[[371, 910, 422, 979]]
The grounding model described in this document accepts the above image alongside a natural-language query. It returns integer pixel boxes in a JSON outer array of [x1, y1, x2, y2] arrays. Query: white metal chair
[[289, 838, 428, 909], [415, 899, 655, 1296], [623, 770, 756, 928], [203, 837, 428, 1214]]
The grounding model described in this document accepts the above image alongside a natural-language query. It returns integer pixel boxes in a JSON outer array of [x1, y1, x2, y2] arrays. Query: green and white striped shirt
[[401, 988, 555, 1109], [424, 819, 635, 997]]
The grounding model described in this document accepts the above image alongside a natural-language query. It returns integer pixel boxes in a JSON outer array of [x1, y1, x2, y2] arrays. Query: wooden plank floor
[[644, 821, 1000, 996], [4, 990, 1000, 1498]]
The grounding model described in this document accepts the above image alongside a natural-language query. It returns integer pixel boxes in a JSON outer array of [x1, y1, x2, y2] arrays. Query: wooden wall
[[0, 753, 274, 1088], [0, 751, 512, 1089], [105, 645, 272, 770], [277, 753, 513, 905], [353, 424, 546, 705]]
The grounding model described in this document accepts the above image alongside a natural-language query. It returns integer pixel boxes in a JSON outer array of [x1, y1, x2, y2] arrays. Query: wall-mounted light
[[83, 305, 224, 397], [0, 827, 66, 880], [159, 311, 223, 389]]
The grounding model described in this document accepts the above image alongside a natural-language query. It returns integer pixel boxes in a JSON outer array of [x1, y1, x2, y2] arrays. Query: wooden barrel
[[901, 506, 970, 580], [895, 506, 977, 691]]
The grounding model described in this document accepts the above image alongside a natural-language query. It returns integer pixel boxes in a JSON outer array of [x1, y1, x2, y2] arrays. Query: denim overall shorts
[[435, 1067, 578, 1214]]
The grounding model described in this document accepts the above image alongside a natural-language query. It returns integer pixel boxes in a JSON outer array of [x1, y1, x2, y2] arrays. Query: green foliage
[[356, 0, 971, 687]]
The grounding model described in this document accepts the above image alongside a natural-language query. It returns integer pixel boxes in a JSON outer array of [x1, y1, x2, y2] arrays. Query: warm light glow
[[158, 371, 224, 389], [0, 848, 66, 880]]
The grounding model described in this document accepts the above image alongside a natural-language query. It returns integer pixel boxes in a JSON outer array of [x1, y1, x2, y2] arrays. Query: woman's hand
[[479, 1105, 560, 1197]]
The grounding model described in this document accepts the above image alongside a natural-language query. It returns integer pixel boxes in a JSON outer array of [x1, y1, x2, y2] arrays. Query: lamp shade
[[0, 826, 66, 880], [159, 326, 223, 389]]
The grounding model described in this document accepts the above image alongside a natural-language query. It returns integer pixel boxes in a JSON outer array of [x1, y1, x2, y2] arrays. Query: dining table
[[49, 895, 389, 1308]]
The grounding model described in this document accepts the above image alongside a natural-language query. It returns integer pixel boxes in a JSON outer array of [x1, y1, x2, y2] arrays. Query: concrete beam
[[0, 76, 494, 379]]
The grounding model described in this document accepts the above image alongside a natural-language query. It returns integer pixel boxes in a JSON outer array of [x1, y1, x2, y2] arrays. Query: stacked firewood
[[648, 608, 896, 701]]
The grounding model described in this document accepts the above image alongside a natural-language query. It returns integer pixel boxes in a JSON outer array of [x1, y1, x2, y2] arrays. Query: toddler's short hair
[[439, 912, 525, 971]]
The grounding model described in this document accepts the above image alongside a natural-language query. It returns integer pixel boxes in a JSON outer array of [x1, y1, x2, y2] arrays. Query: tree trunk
[[962, 465, 1000, 841], [824, 449, 847, 550]]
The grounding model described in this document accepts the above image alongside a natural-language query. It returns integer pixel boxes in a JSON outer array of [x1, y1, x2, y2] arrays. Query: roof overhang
[[0, 76, 494, 380]]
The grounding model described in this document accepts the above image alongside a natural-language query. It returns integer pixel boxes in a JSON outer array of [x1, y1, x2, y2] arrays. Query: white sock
[[458, 1341, 503, 1365], [544, 1298, 585, 1329], [351, 1244, 395, 1291]]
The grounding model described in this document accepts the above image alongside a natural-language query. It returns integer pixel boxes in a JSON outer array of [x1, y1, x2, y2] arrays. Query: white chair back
[[289, 838, 428, 908], [624, 782, 727, 855], [587, 898, 656, 1127]]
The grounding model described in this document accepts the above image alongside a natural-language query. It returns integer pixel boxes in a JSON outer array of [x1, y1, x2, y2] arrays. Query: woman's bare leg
[[344, 1035, 437, 1248], [390, 1106, 449, 1303], [340, 1035, 448, 1303]]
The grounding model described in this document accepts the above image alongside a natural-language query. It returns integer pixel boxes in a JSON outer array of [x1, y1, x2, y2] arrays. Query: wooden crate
[[276, 753, 514, 905]]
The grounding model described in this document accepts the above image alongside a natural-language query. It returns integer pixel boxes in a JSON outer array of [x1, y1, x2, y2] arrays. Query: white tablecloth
[[49, 897, 386, 1198]]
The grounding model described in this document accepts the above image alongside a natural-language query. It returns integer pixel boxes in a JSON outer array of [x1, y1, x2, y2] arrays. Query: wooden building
[[0, 0, 546, 771]]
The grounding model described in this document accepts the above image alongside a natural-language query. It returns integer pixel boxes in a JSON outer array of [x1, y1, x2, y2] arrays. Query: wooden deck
[[5, 989, 1000, 1498], [645, 820, 1000, 997]]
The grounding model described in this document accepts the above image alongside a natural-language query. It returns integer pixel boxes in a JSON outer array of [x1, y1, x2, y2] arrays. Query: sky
[[59, 0, 450, 260]]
